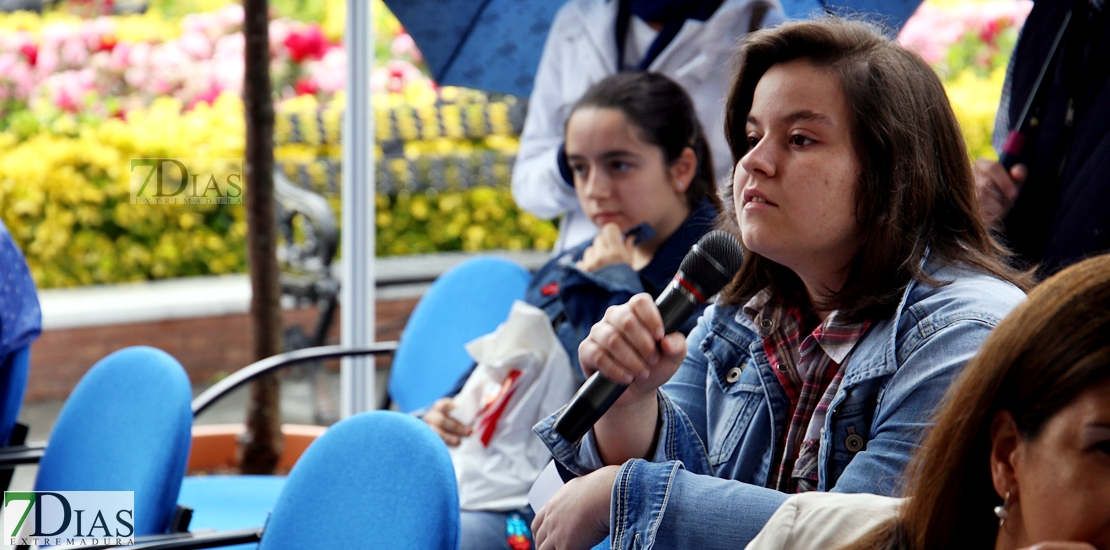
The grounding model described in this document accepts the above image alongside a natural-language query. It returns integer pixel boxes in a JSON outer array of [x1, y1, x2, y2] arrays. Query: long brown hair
[[841, 253, 1110, 550], [718, 18, 1030, 318]]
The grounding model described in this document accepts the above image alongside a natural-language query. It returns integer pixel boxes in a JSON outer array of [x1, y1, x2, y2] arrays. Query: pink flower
[[124, 66, 148, 88], [61, 38, 89, 68], [187, 83, 221, 109], [178, 31, 213, 59], [391, 32, 423, 64], [35, 49, 58, 75], [19, 43, 37, 67], [128, 41, 151, 67], [108, 41, 130, 71], [306, 47, 345, 94], [283, 24, 328, 63], [294, 77, 318, 96]]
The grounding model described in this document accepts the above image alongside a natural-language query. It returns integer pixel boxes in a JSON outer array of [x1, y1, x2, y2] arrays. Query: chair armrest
[[0, 442, 45, 467], [191, 343, 398, 416], [49, 528, 264, 550]]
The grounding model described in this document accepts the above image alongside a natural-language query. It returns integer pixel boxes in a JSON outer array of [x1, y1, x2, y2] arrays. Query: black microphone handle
[[553, 283, 701, 442]]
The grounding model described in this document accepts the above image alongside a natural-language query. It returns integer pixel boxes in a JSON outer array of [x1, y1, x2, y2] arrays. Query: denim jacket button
[[726, 367, 742, 384], [845, 426, 865, 453], [760, 319, 773, 329]]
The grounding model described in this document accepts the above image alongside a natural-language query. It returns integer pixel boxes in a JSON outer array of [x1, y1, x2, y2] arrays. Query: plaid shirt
[[744, 290, 871, 493]]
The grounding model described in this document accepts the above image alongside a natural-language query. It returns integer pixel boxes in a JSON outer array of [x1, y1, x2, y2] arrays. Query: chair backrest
[[389, 256, 531, 412], [0, 346, 30, 446], [35, 346, 193, 536], [259, 411, 459, 550]]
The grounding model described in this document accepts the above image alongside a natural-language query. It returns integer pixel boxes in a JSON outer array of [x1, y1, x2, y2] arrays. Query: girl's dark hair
[[570, 71, 721, 212], [719, 18, 1031, 318], [840, 253, 1110, 550]]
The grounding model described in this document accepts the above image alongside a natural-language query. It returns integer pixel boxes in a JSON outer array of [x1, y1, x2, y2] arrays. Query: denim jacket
[[534, 260, 1026, 549]]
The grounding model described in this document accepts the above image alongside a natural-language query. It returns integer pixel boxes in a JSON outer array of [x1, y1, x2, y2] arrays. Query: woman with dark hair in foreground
[[747, 253, 1110, 550], [531, 18, 1032, 550]]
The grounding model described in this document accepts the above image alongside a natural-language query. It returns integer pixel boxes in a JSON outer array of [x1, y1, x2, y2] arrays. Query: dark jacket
[[1001, 0, 1110, 273]]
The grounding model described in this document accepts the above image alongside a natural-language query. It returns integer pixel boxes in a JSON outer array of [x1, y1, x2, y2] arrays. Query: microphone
[[553, 230, 745, 442]]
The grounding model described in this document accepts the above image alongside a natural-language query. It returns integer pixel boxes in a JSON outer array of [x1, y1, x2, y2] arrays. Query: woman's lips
[[742, 189, 777, 209], [594, 212, 621, 225]]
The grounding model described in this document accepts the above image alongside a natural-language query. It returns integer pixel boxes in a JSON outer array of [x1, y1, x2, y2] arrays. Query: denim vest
[[534, 260, 1026, 549], [523, 200, 718, 380]]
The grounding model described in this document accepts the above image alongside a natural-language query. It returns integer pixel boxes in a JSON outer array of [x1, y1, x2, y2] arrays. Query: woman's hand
[[578, 293, 688, 408], [974, 158, 1027, 227], [532, 466, 619, 550], [577, 223, 635, 272], [422, 397, 471, 446]]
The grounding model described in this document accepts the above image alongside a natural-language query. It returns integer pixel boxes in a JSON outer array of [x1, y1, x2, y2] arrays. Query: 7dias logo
[[4, 491, 135, 546], [130, 158, 244, 205]]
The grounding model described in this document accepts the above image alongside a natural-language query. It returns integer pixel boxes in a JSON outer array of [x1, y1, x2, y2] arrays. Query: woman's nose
[[739, 140, 776, 178], [582, 168, 610, 197]]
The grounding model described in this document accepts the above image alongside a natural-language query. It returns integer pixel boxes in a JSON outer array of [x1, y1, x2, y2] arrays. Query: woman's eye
[[610, 161, 630, 173], [1094, 440, 1110, 455], [571, 164, 588, 176], [790, 134, 814, 147], [747, 136, 760, 149]]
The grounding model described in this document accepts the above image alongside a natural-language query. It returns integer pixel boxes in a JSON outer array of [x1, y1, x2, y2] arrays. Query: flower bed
[[0, 1, 555, 288], [0, 0, 1030, 289]]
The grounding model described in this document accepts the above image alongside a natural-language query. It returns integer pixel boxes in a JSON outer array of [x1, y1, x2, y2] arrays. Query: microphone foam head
[[679, 230, 744, 297]]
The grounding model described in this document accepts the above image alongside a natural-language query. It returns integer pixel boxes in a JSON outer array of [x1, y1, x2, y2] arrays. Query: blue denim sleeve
[[611, 460, 789, 550], [825, 317, 1001, 495]]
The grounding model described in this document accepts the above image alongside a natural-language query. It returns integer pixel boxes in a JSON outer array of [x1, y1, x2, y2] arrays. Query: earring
[[993, 491, 1011, 527]]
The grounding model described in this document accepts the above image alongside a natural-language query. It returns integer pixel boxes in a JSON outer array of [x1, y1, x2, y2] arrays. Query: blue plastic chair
[[36, 346, 193, 536], [259, 411, 459, 549], [388, 255, 531, 412], [177, 255, 529, 541], [141, 412, 459, 550]]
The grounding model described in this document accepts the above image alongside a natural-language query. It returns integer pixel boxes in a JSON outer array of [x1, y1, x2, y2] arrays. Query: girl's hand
[[578, 293, 687, 408], [422, 397, 470, 446], [577, 223, 635, 272], [532, 466, 619, 550]]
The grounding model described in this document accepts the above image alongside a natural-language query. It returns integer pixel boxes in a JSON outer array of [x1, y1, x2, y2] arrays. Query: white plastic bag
[[448, 300, 578, 511]]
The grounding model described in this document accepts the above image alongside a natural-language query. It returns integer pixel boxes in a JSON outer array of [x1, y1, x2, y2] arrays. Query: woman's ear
[[670, 147, 698, 193], [990, 410, 1022, 499]]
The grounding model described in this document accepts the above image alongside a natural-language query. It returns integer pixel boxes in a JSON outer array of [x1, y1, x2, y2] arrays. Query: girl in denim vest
[[423, 71, 721, 550]]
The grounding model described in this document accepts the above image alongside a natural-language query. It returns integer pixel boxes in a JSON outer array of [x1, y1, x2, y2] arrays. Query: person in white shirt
[[511, 0, 781, 253]]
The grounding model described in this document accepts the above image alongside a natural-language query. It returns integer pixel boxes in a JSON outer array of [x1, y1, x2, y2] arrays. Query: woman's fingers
[[580, 294, 663, 382], [423, 398, 470, 446], [577, 223, 634, 272], [532, 506, 547, 548], [974, 158, 1026, 225]]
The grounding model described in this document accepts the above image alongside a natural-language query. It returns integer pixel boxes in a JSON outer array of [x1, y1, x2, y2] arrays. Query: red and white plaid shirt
[[743, 289, 871, 493]]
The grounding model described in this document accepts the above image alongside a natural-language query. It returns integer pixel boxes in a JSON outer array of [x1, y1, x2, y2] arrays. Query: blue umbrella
[[384, 0, 924, 98], [780, 0, 923, 32], [384, 0, 564, 98]]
